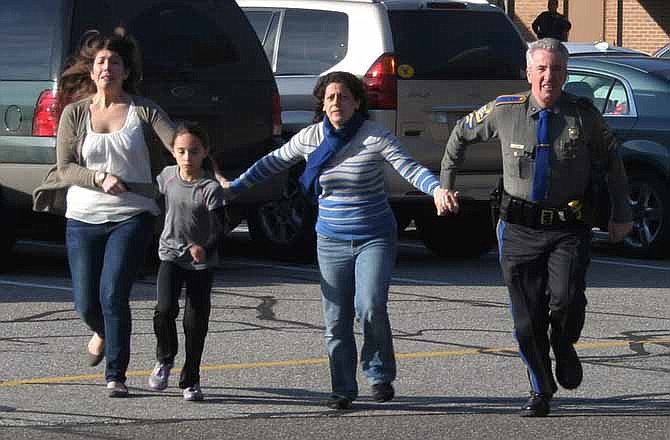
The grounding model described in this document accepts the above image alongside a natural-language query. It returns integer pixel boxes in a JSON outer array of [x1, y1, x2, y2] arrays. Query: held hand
[[211, 159, 230, 188], [217, 175, 231, 189], [101, 174, 128, 195], [608, 220, 633, 243], [217, 176, 240, 200], [434, 188, 459, 216], [189, 244, 207, 263]]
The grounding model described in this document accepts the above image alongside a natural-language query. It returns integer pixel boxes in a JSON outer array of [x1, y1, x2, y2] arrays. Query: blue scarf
[[299, 112, 366, 202]]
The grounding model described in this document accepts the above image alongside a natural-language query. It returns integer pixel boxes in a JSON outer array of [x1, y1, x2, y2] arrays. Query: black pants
[[154, 261, 213, 389], [497, 221, 590, 395]]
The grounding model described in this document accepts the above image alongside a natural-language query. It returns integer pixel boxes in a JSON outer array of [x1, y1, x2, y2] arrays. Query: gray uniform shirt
[[440, 91, 632, 223], [157, 165, 226, 270]]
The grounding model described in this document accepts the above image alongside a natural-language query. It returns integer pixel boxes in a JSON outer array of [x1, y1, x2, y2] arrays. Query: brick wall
[[603, 0, 670, 54], [511, 0, 670, 54]]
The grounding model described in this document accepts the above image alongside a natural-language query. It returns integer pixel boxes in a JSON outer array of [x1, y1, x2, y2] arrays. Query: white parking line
[[590, 257, 670, 271], [0, 280, 71, 291], [0, 254, 667, 293], [234, 261, 457, 286]]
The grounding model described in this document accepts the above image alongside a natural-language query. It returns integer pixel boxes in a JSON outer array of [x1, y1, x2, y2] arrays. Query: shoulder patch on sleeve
[[474, 102, 493, 123], [495, 94, 528, 106]]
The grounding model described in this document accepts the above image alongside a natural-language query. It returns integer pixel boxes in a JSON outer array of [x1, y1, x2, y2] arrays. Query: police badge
[[568, 126, 580, 140]]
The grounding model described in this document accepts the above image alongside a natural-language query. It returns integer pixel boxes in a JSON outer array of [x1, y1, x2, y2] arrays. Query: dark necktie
[[531, 109, 551, 201]]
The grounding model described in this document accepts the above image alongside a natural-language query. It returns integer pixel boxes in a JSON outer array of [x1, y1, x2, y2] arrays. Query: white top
[[65, 102, 160, 223]]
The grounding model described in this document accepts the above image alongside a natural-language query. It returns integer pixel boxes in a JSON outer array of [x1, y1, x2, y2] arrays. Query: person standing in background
[[532, 0, 572, 42]]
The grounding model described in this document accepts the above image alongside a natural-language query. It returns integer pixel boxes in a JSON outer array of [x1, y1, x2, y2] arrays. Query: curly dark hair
[[56, 27, 142, 114], [312, 71, 369, 123]]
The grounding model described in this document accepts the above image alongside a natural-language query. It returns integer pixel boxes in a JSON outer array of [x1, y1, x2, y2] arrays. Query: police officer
[[436, 38, 633, 417]]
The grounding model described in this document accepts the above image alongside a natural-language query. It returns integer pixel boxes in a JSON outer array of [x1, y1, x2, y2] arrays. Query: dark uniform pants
[[497, 220, 591, 395]]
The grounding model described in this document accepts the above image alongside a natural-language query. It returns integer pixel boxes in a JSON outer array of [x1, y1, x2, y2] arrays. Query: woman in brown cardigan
[[35, 29, 174, 397]]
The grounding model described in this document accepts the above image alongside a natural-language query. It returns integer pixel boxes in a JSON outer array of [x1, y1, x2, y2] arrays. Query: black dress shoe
[[552, 338, 583, 390], [371, 382, 395, 402], [519, 392, 551, 417], [323, 395, 352, 410]]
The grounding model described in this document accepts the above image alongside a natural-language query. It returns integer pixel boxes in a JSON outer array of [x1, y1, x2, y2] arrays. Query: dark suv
[[239, 0, 528, 258], [0, 0, 282, 259]]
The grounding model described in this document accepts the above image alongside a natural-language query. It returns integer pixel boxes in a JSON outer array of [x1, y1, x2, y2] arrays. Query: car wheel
[[0, 186, 17, 268], [247, 172, 316, 261], [415, 202, 496, 258], [623, 172, 670, 258]]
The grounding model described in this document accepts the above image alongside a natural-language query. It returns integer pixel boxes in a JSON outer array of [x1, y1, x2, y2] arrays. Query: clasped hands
[[433, 188, 459, 216], [100, 173, 127, 195]]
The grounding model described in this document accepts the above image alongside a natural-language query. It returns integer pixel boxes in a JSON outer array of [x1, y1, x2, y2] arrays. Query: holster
[[489, 178, 503, 230]]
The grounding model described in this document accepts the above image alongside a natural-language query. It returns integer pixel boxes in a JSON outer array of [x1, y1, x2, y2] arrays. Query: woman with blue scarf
[[222, 72, 451, 410]]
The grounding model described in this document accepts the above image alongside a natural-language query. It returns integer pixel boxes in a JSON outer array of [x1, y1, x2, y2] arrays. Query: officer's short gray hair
[[526, 38, 569, 67]]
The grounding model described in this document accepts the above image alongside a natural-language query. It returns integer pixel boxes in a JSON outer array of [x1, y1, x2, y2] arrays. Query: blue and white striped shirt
[[231, 120, 440, 240]]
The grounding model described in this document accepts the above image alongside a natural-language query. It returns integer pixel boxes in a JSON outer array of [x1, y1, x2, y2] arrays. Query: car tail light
[[363, 53, 397, 110], [271, 88, 282, 137], [32, 89, 58, 137]]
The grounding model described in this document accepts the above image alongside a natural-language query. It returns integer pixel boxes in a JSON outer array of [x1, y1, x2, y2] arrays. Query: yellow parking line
[[1, 338, 668, 388]]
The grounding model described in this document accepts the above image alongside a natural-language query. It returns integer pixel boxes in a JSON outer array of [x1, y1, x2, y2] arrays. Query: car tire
[[247, 171, 316, 261], [415, 202, 496, 258], [0, 186, 17, 269], [623, 172, 670, 258]]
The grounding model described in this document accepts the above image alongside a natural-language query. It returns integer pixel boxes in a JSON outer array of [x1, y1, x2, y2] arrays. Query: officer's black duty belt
[[499, 191, 582, 228]]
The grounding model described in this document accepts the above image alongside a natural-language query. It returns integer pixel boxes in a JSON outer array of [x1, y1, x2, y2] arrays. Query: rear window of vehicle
[[0, 1, 60, 80], [128, 4, 240, 79], [275, 9, 348, 75], [245, 9, 280, 65], [389, 10, 526, 80]]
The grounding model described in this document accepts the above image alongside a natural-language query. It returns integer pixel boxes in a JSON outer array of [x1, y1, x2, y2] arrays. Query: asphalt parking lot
[[0, 232, 668, 439]]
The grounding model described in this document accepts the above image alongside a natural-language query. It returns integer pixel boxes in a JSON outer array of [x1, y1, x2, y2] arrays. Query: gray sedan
[[566, 56, 670, 258]]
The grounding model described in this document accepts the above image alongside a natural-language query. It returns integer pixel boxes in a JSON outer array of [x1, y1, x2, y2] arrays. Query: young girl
[[148, 121, 226, 401]]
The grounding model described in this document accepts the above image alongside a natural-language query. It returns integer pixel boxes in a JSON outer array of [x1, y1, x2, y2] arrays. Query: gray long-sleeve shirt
[[158, 165, 226, 270]]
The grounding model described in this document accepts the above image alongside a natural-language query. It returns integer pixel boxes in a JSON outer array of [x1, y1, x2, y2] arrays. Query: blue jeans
[[66, 212, 154, 383], [316, 233, 398, 400]]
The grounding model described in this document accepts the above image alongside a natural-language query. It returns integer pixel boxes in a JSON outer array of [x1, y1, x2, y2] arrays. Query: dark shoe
[[552, 337, 583, 390], [183, 383, 204, 401], [371, 382, 395, 403], [323, 395, 352, 410], [86, 334, 105, 367], [519, 392, 551, 417], [148, 361, 173, 391]]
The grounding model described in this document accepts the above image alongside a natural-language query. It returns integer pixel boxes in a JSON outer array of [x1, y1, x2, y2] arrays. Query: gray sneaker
[[183, 383, 203, 401], [148, 362, 173, 391]]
